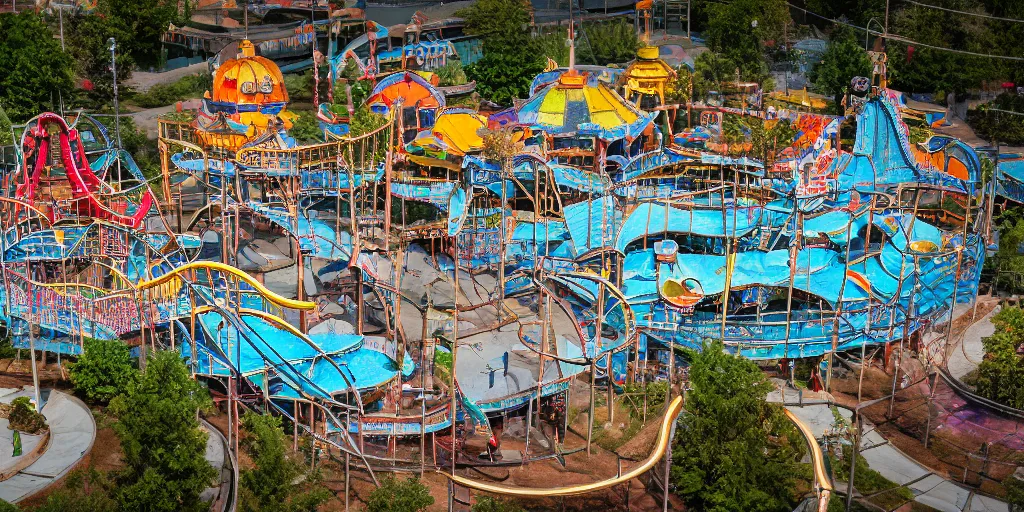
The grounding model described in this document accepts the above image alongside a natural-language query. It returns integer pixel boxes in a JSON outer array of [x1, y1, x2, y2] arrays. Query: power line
[[787, 2, 1024, 62], [901, 0, 1024, 24]]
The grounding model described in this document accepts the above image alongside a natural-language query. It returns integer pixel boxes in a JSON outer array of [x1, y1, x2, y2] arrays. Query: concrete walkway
[[784, 403, 1009, 512], [0, 388, 96, 504], [947, 305, 999, 381], [200, 419, 233, 512]]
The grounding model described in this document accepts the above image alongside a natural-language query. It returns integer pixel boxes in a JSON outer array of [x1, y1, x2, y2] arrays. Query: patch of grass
[[130, 74, 209, 109], [829, 445, 915, 511]]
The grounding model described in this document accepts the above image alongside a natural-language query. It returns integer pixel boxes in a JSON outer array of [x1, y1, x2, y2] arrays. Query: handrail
[[136, 261, 315, 311], [437, 396, 683, 497]]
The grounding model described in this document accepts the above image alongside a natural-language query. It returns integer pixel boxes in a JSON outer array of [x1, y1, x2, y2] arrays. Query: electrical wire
[[901, 0, 1024, 24], [786, 2, 1024, 61]]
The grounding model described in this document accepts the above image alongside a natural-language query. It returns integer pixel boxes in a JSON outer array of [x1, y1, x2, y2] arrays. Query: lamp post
[[108, 38, 121, 150]]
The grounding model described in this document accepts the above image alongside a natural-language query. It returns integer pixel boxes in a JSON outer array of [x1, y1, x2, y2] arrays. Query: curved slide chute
[[440, 397, 831, 511], [438, 396, 683, 497], [18, 112, 154, 228], [136, 261, 316, 312]]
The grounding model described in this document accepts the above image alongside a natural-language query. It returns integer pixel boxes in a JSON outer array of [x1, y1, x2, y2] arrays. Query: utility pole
[[108, 38, 122, 150]]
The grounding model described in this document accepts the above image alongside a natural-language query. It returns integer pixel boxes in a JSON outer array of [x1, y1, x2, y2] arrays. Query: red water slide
[[17, 113, 153, 229]]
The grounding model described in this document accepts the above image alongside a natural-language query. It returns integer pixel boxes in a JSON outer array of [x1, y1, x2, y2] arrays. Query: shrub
[[436, 62, 468, 87], [131, 74, 209, 109], [8, 397, 47, 434], [29, 469, 118, 512], [365, 476, 434, 512], [69, 338, 137, 404], [974, 306, 1024, 409], [239, 412, 332, 512], [472, 496, 526, 512]]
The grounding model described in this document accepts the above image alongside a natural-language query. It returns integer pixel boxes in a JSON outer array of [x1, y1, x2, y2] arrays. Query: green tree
[[65, 13, 134, 108], [98, 0, 181, 68], [459, 0, 544, 105], [804, 0, 884, 28], [289, 111, 325, 145], [991, 209, 1024, 295], [108, 351, 216, 512], [239, 412, 331, 512], [365, 476, 434, 512], [671, 339, 805, 512], [746, 118, 797, 165], [810, 26, 872, 115], [704, 0, 789, 84], [691, 51, 736, 103], [577, 19, 641, 65], [0, 13, 75, 122], [887, 2, 1000, 95], [974, 306, 1024, 409], [69, 338, 137, 404]]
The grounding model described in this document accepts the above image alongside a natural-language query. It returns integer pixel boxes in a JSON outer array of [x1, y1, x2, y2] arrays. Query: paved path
[[200, 419, 233, 512], [784, 403, 1009, 512], [127, 62, 209, 93], [130, 104, 177, 139], [947, 305, 999, 380], [0, 388, 95, 504]]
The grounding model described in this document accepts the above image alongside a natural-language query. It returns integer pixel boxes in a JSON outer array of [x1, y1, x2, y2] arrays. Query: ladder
[[660, 0, 689, 34]]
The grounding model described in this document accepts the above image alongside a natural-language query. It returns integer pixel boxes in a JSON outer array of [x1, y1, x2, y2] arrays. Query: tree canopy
[[460, 0, 543, 106], [69, 338, 137, 404], [0, 13, 75, 122], [671, 340, 805, 512], [810, 25, 873, 114], [704, 0, 789, 84], [108, 350, 216, 512]]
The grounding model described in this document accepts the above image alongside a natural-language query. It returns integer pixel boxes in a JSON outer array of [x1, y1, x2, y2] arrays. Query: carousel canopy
[[210, 40, 288, 106], [516, 71, 654, 142], [366, 71, 445, 115], [406, 108, 486, 157]]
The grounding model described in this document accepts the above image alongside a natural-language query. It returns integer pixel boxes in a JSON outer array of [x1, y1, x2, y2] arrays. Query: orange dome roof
[[211, 40, 289, 105]]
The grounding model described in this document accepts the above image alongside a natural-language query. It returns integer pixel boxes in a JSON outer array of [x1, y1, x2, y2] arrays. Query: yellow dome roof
[[211, 40, 289, 105]]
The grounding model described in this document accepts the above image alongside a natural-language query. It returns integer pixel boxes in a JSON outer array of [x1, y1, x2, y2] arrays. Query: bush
[[974, 306, 1024, 409], [968, 94, 1024, 146], [8, 397, 47, 434], [29, 469, 118, 512], [829, 445, 915, 510], [365, 476, 434, 512], [436, 62, 468, 87], [131, 74, 209, 109], [289, 111, 324, 144], [69, 338, 137, 404], [472, 496, 526, 512], [1007, 471, 1024, 511], [239, 412, 332, 512]]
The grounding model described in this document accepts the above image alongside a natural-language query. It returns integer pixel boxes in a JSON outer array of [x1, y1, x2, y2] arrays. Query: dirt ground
[[829, 300, 1024, 500]]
